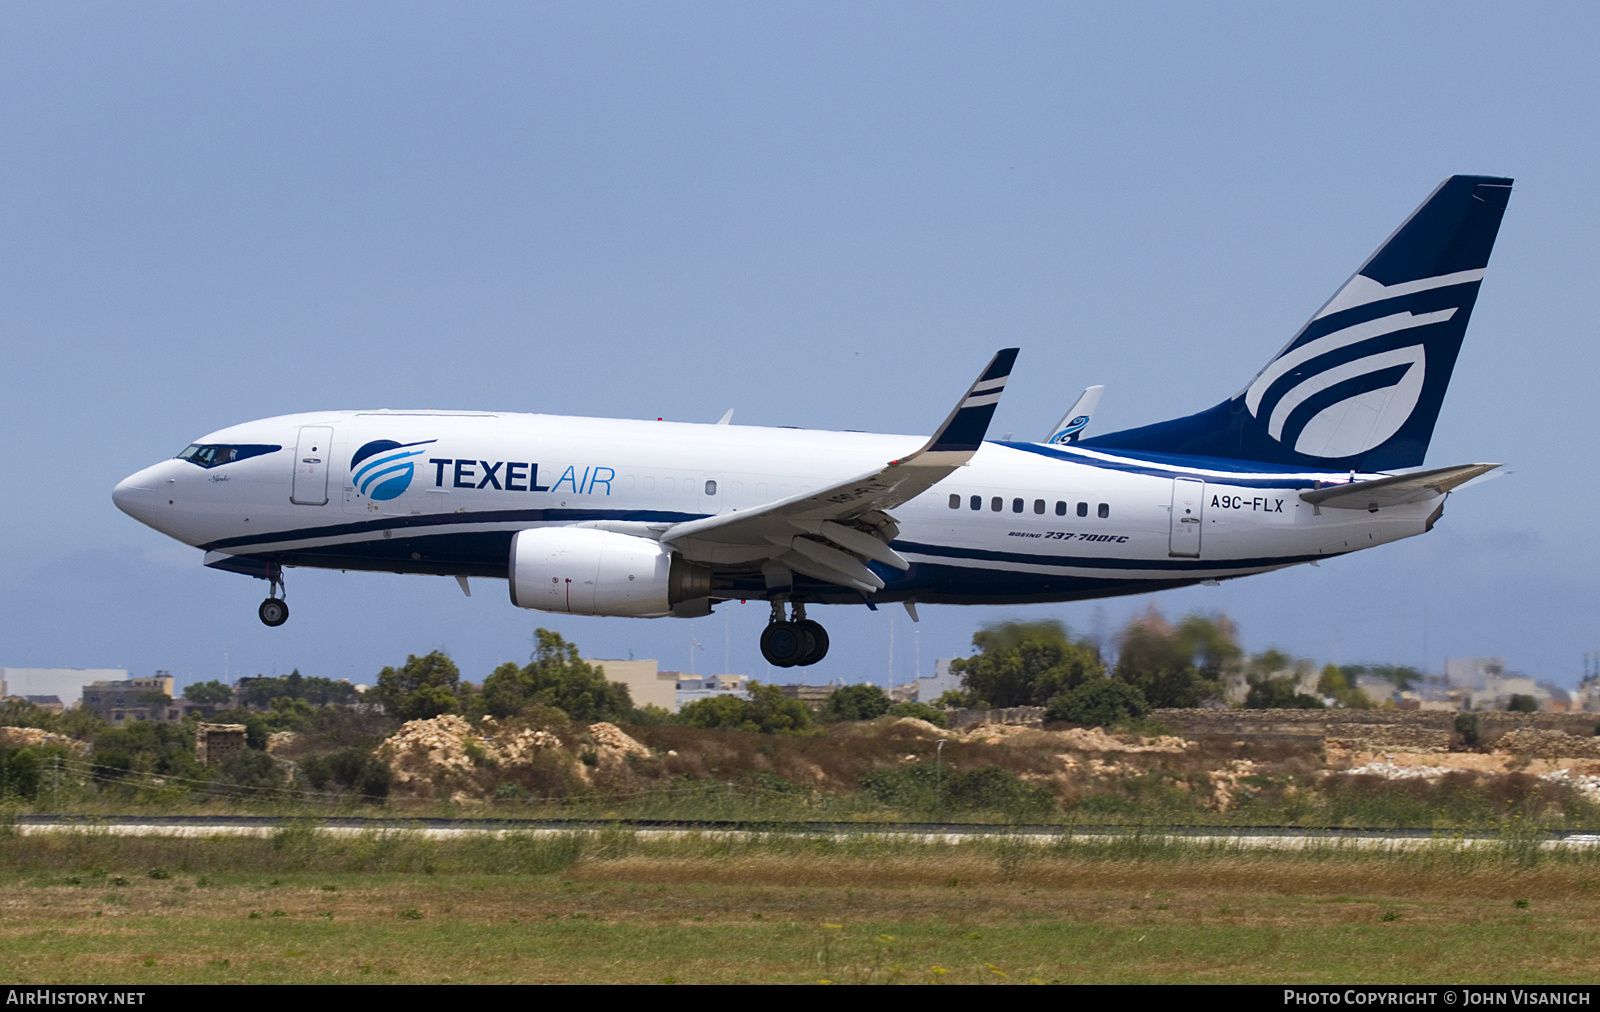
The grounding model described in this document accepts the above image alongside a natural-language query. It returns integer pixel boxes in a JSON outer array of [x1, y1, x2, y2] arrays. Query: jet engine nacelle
[[508, 527, 711, 617]]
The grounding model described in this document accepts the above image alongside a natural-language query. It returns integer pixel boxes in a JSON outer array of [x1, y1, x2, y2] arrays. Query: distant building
[[1577, 676, 1600, 714], [912, 660, 962, 703], [22, 696, 64, 714], [1356, 676, 1402, 706], [779, 682, 839, 710], [1446, 657, 1553, 711], [81, 673, 178, 725], [590, 659, 679, 713], [1, 668, 127, 706], [674, 673, 750, 709]]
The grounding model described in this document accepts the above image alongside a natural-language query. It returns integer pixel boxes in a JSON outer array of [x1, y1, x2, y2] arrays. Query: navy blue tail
[[1080, 175, 1512, 472]]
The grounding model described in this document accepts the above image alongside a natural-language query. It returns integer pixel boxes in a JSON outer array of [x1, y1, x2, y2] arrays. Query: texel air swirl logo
[[1048, 415, 1091, 446], [350, 439, 437, 501], [1245, 268, 1481, 459]]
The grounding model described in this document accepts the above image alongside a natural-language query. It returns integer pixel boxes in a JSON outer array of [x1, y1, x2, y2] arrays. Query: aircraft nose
[[113, 464, 165, 519]]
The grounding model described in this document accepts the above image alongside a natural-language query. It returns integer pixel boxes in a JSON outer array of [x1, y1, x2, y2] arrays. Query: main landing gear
[[760, 600, 829, 667], [258, 566, 288, 627]]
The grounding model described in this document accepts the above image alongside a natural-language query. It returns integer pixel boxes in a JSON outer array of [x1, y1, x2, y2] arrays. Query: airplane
[[1046, 385, 1103, 445], [113, 174, 1512, 669]]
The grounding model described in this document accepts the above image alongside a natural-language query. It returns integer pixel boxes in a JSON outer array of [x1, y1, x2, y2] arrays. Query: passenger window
[[1098, 503, 1110, 518], [1011, 498, 1023, 513], [704, 480, 717, 495], [970, 495, 981, 511], [1033, 499, 1045, 514], [990, 497, 1002, 512], [1055, 501, 1067, 516], [949, 494, 960, 509], [1077, 502, 1088, 517]]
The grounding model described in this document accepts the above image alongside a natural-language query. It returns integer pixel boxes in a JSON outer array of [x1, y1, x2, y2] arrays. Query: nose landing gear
[[258, 565, 288, 627], [760, 600, 829, 667]]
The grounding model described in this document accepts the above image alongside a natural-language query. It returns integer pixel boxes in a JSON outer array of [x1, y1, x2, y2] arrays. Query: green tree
[[1337, 664, 1421, 691], [298, 746, 391, 799], [0, 745, 72, 801], [819, 684, 891, 722], [677, 693, 758, 732], [745, 681, 812, 734], [0, 699, 105, 741], [182, 680, 234, 706], [1113, 609, 1235, 708], [1508, 694, 1539, 713], [1044, 678, 1149, 726], [479, 629, 633, 721], [675, 682, 812, 734], [1242, 650, 1325, 709], [210, 749, 285, 797], [1316, 665, 1374, 708], [374, 651, 463, 721], [949, 620, 1105, 708], [238, 670, 360, 707], [93, 721, 207, 785], [1243, 675, 1325, 709]]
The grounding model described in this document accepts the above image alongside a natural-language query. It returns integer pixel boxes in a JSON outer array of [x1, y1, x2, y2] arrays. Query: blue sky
[[3, 3, 1597, 692]]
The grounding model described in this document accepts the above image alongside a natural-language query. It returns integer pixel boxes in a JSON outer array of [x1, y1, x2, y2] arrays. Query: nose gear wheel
[[258, 565, 289, 627]]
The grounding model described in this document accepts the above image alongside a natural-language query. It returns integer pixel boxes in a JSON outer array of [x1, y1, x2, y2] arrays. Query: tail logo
[[1245, 269, 1479, 460], [1048, 415, 1092, 445], [350, 439, 437, 501]]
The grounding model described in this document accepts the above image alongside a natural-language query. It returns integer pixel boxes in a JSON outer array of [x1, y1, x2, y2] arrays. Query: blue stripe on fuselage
[[996, 441, 1360, 486], [199, 507, 705, 553]]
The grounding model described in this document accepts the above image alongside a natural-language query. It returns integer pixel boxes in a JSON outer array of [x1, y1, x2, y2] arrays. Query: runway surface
[[12, 814, 1598, 851]]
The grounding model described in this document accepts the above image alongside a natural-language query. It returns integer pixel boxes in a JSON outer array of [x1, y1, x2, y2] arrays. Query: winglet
[[909, 348, 1019, 458]]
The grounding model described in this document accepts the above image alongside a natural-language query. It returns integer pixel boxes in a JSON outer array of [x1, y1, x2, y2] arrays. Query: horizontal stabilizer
[[1299, 463, 1500, 511]]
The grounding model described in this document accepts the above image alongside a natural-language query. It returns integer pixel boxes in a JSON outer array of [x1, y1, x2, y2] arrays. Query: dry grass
[[2, 830, 1599, 983]]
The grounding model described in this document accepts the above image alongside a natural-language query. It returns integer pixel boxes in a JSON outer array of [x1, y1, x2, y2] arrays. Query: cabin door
[[1169, 477, 1204, 558], [290, 426, 334, 505]]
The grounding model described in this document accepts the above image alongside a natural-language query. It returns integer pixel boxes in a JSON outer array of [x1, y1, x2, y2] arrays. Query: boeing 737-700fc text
[[113, 175, 1512, 668]]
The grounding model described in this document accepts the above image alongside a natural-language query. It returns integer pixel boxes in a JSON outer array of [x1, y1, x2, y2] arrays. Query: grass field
[[2, 828, 1599, 983]]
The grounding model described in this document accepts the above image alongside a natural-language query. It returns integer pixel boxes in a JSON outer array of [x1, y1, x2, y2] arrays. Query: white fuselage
[[113, 409, 1438, 608]]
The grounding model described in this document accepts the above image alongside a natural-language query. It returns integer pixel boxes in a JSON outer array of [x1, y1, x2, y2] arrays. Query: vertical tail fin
[[1082, 175, 1512, 471], [1045, 385, 1104, 445]]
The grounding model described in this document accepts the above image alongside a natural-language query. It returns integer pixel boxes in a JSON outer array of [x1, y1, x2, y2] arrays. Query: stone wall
[[1151, 708, 1600, 749]]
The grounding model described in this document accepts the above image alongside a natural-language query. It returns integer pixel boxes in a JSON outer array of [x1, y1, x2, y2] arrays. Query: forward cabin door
[[290, 426, 334, 505], [1169, 477, 1204, 558]]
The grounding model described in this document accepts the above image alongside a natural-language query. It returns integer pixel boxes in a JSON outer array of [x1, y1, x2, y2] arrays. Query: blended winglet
[[915, 348, 1019, 457]]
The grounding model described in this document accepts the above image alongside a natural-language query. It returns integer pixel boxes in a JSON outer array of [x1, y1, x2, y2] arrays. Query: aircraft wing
[[1298, 463, 1500, 511], [657, 349, 1019, 594]]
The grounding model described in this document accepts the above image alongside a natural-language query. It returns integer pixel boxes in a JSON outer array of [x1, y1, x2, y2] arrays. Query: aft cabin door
[[1169, 477, 1203, 558], [291, 426, 333, 505]]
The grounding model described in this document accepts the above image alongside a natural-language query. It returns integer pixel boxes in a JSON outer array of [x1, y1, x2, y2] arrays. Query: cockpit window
[[176, 444, 282, 468]]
